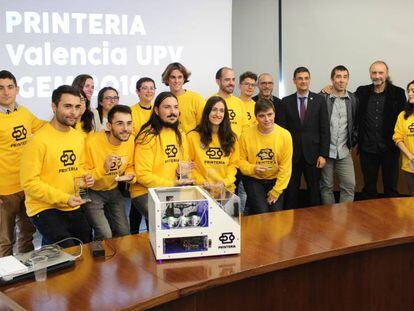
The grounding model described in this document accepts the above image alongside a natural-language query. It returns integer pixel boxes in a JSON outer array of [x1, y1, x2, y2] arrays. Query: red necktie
[[299, 97, 306, 123]]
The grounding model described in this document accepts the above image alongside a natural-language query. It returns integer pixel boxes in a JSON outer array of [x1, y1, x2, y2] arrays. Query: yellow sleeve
[[28, 110, 46, 133], [84, 137, 106, 181], [222, 141, 239, 187], [20, 139, 70, 205], [125, 148, 137, 184], [269, 131, 293, 199], [393, 113, 405, 144], [195, 96, 206, 126], [238, 133, 255, 176], [135, 139, 176, 188], [240, 104, 250, 136]]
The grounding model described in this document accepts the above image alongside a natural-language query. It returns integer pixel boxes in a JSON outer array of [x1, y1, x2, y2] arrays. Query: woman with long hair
[[93, 86, 119, 131], [187, 96, 239, 192], [393, 80, 414, 196], [72, 74, 95, 134], [72, 74, 95, 102]]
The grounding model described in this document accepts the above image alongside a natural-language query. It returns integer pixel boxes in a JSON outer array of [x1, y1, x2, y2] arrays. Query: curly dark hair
[[136, 92, 182, 147]]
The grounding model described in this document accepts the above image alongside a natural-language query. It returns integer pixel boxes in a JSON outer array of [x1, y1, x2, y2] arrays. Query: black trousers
[[359, 150, 400, 199], [242, 175, 284, 215], [30, 208, 91, 248], [285, 155, 320, 209]]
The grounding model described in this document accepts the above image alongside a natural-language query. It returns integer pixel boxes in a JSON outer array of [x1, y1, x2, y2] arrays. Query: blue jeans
[[83, 188, 130, 240], [30, 208, 91, 248]]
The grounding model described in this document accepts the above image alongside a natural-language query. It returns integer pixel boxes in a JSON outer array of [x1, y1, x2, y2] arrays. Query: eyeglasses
[[103, 96, 120, 101], [140, 86, 156, 91], [242, 82, 257, 88], [259, 81, 274, 86]]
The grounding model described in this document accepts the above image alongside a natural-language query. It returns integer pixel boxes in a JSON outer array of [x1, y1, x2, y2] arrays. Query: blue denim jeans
[[83, 188, 130, 240]]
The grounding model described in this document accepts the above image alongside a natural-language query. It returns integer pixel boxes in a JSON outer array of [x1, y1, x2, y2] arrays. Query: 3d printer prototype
[[148, 186, 240, 260]]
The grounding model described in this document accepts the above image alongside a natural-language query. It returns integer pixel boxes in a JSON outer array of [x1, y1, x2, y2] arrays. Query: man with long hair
[[130, 92, 192, 222], [356, 61, 406, 199]]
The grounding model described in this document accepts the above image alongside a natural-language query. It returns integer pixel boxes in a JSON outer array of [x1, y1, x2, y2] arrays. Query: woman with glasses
[[94, 87, 120, 132], [131, 77, 156, 136]]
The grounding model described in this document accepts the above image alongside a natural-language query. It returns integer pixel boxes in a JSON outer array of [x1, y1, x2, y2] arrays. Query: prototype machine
[[148, 186, 240, 260]]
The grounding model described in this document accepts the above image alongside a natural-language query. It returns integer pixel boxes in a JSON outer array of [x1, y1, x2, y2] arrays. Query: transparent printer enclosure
[[148, 186, 241, 260]]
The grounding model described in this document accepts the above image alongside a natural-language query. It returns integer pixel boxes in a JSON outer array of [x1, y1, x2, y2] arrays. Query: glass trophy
[[205, 167, 225, 200], [115, 155, 131, 182], [178, 161, 193, 180], [74, 176, 91, 202]]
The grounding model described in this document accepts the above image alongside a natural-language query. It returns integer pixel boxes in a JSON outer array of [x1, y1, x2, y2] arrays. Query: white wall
[[232, 0, 279, 96], [281, 0, 413, 96]]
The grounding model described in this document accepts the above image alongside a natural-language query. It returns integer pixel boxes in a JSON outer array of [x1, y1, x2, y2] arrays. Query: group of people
[[1, 59, 414, 256]]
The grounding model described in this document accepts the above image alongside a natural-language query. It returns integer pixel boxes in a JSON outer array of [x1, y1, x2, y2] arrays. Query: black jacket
[[278, 92, 330, 165], [320, 91, 359, 150], [355, 83, 406, 152]]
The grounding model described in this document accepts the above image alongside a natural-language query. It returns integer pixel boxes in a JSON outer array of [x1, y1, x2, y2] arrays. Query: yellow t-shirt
[[130, 127, 189, 198], [241, 98, 257, 127], [239, 125, 293, 199], [20, 123, 87, 216], [0, 106, 45, 195], [187, 131, 239, 191], [393, 111, 414, 173], [85, 132, 135, 191], [131, 102, 152, 137], [177, 90, 205, 134]]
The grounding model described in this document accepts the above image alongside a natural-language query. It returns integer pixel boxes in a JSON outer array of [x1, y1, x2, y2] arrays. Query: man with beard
[[356, 61, 406, 199], [130, 92, 192, 222], [215, 67, 249, 138], [84, 105, 135, 240], [20, 85, 93, 247], [162, 62, 205, 134]]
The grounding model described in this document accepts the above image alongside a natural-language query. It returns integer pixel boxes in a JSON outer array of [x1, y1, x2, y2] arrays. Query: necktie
[[299, 97, 306, 123]]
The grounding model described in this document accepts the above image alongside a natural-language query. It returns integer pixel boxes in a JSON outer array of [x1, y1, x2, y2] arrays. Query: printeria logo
[[206, 147, 223, 159], [256, 148, 274, 160], [60, 150, 76, 166], [12, 125, 27, 141], [165, 144, 178, 158]]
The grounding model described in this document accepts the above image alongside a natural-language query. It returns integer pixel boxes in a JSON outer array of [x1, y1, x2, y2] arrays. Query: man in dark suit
[[278, 67, 330, 209], [356, 60, 406, 199]]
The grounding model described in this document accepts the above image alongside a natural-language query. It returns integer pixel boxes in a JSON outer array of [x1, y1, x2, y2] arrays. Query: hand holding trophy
[[73, 174, 93, 203]]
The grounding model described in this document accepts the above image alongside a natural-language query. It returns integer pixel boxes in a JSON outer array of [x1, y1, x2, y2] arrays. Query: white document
[[0, 256, 28, 278]]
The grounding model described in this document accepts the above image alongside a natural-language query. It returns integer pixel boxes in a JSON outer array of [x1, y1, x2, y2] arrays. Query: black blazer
[[278, 92, 330, 165], [355, 83, 406, 152]]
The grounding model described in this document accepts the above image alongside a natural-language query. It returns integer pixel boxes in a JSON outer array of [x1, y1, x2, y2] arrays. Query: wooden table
[[2, 198, 414, 310]]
